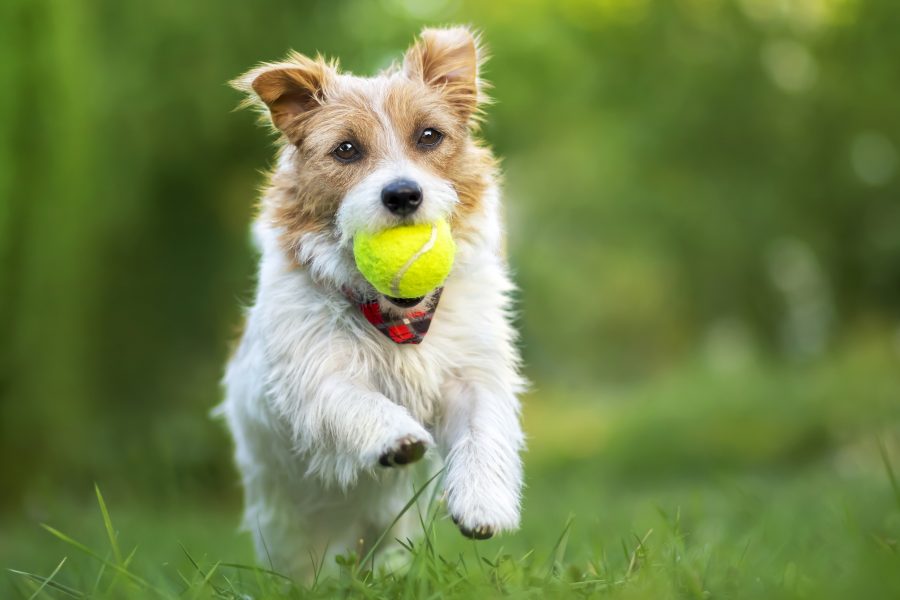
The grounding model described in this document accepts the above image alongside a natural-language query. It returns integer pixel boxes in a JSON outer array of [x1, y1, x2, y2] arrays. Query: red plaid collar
[[344, 288, 443, 345]]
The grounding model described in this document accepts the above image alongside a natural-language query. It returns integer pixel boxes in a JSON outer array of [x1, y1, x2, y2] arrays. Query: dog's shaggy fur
[[218, 26, 525, 576]]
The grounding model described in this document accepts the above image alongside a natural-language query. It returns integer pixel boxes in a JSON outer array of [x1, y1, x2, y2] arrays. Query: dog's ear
[[403, 26, 488, 123], [232, 52, 335, 140]]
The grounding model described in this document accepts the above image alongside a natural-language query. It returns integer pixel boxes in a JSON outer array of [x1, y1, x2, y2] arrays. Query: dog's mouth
[[384, 295, 425, 308]]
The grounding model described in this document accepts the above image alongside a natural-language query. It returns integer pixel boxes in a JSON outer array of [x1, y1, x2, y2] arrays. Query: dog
[[218, 26, 525, 576]]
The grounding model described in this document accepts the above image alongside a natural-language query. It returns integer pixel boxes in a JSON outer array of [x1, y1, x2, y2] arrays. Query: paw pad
[[378, 437, 426, 467], [451, 515, 495, 540]]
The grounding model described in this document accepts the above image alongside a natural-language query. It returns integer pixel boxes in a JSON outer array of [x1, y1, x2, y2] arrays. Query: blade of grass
[[406, 470, 447, 591], [569, 579, 614, 590], [312, 543, 328, 589], [180, 543, 226, 596], [220, 574, 239, 598], [189, 562, 220, 600], [877, 436, 900, 510], [466, 533, 489, 587], [218, 562, 294, 582], [103, 545, 139, 597], [542, 515, 574, 581], [90, 561, 106, 596], [625, 529, 653, 579], [416, 468, 446, 560], [174, 569, 192, 589], [122, 546, 138, 569], [308, 547, 322, 588], [94, 485, 123, 565], [255, 516, 276, 574], [7, 567, 83, 599], [357, 468, 444, 573], [414, 492, 435, 560], [23, 557, 67, 600], [40, 524, 166, 596]]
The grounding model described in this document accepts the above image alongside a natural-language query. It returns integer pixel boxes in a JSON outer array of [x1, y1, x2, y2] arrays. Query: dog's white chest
[[361, 334, 452, 426]]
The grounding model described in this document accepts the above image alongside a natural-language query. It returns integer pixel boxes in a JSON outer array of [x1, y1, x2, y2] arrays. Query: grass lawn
[[4, 348, 900, 598]]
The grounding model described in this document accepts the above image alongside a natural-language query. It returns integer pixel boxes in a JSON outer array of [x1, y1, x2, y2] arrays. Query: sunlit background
[[2, 0, 899, 597]]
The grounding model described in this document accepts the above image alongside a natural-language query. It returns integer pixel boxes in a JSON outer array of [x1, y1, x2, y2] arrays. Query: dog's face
[[235, 27, 496, 282]]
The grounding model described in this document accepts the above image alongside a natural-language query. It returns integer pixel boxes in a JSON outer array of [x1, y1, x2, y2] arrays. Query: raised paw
[[378, 436, 427, 467], [451, 514, 494, 540]]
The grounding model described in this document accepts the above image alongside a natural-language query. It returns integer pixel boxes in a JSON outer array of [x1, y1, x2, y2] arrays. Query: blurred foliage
[[1, 0, 900, 512]]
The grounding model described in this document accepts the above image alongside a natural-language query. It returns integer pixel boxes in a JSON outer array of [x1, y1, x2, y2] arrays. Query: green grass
[[4, 349, 900, 598]]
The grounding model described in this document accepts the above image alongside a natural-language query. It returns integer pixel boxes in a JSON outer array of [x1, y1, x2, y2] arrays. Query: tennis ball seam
[[353, 219, 455, 298], [390, 222, 439, 297]]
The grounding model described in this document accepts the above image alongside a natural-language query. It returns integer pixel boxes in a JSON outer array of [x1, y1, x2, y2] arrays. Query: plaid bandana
[[345, 288, 443, 345]]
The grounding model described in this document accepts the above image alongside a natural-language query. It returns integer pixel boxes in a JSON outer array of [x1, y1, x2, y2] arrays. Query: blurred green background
[[2, 0, 900, 597]]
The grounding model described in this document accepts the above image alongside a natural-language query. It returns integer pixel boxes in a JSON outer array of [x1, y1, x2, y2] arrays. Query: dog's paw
[[450, 514, 495, 540], [444, 449, 522, 541], [378, 436, 428, 467], [445, 488, 520, 541]]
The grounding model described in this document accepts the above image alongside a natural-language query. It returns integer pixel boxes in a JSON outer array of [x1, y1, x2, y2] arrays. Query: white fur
[[219, 115, 524, 580]]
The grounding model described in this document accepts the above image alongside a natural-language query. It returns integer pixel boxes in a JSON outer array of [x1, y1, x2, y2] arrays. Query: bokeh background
[[2, 0, 900, 596]]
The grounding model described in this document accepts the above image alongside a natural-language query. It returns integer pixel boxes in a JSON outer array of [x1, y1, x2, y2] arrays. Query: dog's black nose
[[381, 179, 422, 216]]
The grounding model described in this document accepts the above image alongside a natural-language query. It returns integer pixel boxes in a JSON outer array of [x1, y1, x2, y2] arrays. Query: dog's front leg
[[438, 378, 524, 539], [279, 373, 434, 484]]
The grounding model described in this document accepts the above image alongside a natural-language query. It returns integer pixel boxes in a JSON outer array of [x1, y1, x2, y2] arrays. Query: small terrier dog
[[219, 26, 525, 575]]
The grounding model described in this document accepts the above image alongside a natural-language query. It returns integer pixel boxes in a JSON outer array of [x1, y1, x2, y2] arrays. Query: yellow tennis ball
[[353, 220, 456, 298]]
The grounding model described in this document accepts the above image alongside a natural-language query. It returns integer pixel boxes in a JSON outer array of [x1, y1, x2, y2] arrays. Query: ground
[[3, 346, 900, 599]]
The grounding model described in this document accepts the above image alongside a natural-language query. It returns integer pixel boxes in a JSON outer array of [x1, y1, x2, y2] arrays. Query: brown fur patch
[[263, 89, 391, 254], [232, 52, 339, 142], [403, 26, 488, 123]]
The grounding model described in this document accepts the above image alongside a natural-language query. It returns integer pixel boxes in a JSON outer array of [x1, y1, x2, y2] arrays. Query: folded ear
[[231, 52, 335, 140], [403, 26, 487, 123]]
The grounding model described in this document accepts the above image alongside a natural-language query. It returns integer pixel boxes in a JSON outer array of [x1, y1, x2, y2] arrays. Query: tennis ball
[[353, 220, 456, 298]]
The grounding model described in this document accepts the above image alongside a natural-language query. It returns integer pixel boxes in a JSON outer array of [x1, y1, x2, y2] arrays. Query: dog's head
[[234, 26, 497, 289]]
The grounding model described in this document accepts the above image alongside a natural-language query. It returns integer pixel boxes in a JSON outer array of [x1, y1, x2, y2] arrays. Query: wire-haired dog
[[219, 26, 525, 575]]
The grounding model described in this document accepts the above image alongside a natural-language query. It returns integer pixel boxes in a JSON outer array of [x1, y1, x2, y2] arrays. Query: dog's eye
[[417, 128, 443, 148], [333, 141, 361, 162]]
